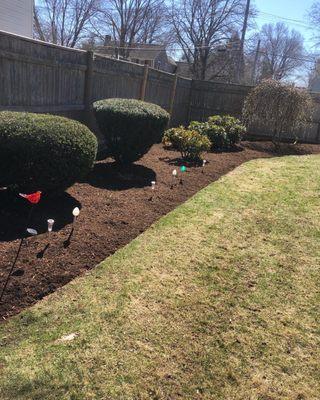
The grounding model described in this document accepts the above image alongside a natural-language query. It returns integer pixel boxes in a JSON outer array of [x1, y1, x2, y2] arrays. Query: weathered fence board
[[1, 30, 320, 144]]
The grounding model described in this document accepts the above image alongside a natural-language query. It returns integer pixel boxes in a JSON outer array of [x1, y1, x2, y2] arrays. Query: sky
[[254, 0, 315, 51], [252, 0, 317, 85]]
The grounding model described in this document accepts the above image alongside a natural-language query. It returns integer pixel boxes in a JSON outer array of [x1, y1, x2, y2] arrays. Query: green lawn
[[1, 155, 320, 399]]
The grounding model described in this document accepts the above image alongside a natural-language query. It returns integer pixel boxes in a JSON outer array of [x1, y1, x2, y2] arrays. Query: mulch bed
[[1, 140, 320, 321]]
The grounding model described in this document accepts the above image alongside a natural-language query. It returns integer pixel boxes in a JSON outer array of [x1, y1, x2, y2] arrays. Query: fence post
[[139, 65, 149, 101], [187, 79, 195, 124], [84, 50, 94, 110], [168, 74, 178, 125]]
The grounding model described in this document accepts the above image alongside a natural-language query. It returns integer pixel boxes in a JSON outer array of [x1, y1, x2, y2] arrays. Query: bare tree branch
[[34, 0, 100, 47], [257, 23, 305, 81]]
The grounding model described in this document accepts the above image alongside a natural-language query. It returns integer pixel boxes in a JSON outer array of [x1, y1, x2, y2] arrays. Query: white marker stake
[[72, 207, 80, 227], [151, 181, 156, 190], [171, 169, 177, 189], [202, 159, 207, 173], [47, 219, 55, 235], [27, 228, 38, 236]]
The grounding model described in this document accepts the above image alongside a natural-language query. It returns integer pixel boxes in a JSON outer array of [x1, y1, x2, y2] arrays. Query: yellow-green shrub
[[163, 127, 210, 160]]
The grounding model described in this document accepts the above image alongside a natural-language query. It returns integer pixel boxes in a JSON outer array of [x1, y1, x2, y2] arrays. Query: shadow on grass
[[0, 191, 80, 242], [87, 162, 156, 190]]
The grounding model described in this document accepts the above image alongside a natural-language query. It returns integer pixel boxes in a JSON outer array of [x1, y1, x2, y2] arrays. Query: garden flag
[[19, 191, 42, 204]]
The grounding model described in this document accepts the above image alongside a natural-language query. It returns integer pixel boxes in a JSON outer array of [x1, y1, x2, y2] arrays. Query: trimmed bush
[[189, 115, 246, 150], [162, 127, 210, 160], [0, 112, 98, 193], [189, 120, 226, 149], [93, 98, 170, 164], [208, 115, 246, 147], [162, 125, 184, 149]]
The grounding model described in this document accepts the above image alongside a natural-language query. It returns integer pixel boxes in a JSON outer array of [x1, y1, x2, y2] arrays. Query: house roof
[[125, 44, 166, 60], [96, 42, 169, 61], [167, 56, 177, 66]]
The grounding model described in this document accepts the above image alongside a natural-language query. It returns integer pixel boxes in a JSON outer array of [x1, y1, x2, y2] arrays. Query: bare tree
[[167, 0, 247, 80], [134, 1, 170, 44], [34, 0, 100, 47], [93, 0, 168, 57], [257, 23, 305, 81], [309, 1, 320, 47]]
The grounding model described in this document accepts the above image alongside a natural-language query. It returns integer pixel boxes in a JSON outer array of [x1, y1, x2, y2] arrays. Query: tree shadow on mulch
[[159, 146, 244, 167], [158, 156, 204, 167], [160, 146, 244, 167], [87, 161, 156, 190], [213, 145, 244, 154], [0, 191, 80, 242], [244, 141, 313, 156]]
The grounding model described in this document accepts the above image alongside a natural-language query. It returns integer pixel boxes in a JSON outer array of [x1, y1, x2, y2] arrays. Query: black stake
[[0, 202, 36, 302], [37, 243, 50, 259], [63, 227, 74, 248], [0, 238, 24, 303]]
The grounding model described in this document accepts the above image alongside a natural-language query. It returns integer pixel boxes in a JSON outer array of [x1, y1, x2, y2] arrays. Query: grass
[[1, 155, 320, 399]]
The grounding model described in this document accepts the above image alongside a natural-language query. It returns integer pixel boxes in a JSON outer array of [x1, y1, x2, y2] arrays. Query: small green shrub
[[162, 127, 210, 160], [188, 121, 207, 133], [208, 115, 246, 147], [93, 98, 169, 164], [162, 126, 184, 149], [189, 116, 246, 150], [0, 112, 97, 192]]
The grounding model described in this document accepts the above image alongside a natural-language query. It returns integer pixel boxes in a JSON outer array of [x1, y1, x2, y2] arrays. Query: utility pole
[[251, 39, 261, 84], [236, 0, 251, 83]]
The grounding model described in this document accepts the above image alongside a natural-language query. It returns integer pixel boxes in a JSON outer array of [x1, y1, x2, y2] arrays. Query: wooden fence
[[1, 30, 320, 144]]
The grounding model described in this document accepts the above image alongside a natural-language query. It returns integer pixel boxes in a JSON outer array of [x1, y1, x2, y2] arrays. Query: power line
[[100, 44, 319, 64], [258, 11, 313, 30]]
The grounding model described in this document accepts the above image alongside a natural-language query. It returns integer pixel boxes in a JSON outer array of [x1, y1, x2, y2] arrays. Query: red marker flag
[[19, 191, 42, 204]]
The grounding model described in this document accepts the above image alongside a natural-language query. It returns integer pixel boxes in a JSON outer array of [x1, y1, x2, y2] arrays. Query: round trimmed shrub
[[0, 112, 98, 192], [93, 98, 170, 164]]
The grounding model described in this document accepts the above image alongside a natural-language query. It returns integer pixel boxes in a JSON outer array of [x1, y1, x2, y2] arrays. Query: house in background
[[176, 34, 242, 83], [0, 0, 33, 38], [309, 60, 320, 92], [96, 36, 177, 73]]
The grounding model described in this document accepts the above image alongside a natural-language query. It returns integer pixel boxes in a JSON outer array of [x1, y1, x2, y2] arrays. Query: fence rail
[[1, 30, 320, 143]]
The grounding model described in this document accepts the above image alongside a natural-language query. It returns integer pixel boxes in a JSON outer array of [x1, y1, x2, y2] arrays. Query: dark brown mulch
[[1, 141, 320, 321]]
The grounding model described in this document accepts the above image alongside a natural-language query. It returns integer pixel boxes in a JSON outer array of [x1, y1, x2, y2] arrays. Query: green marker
[[180, 166, 187, 172]]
